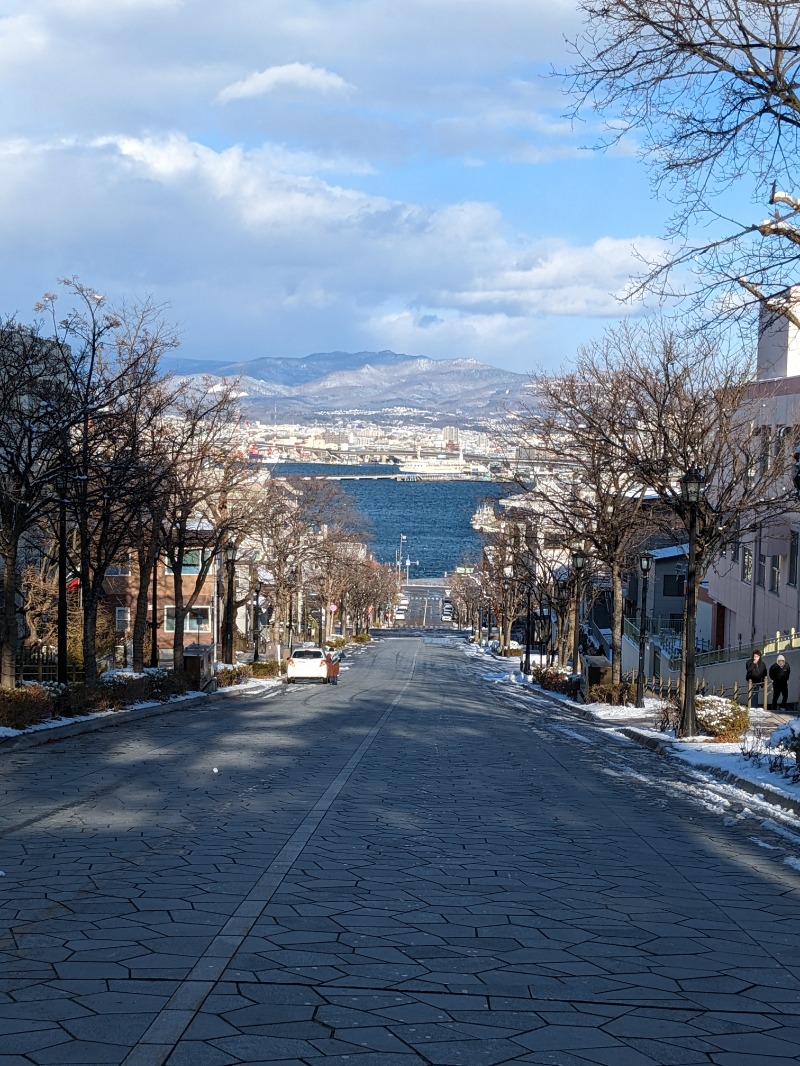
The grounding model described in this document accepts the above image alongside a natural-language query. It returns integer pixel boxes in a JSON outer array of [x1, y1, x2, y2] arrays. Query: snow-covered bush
[[531, 666, 580, 699], [695, 695, 749, 741], [216, 664, 252, 688], [766, 718, 800, 765], [251, 660, 281, 679], [586, 681, 635, 706], [0, 684, 54, 730]]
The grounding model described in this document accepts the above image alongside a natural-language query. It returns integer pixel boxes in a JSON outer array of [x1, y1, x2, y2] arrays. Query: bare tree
[[566, 0, 800, 317], [160, 381, 255, 674], [518, 364, 656, 683], [36, 281, 179, 682], [0, 322, 76, 687], [568, 319, 796, 726]]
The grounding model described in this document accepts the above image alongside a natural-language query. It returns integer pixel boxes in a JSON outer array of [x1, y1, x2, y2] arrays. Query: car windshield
[[292, 649, 324, 659]]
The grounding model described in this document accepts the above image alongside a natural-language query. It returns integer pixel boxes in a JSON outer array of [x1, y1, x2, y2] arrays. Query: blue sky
[[0, 0, 681, 374]]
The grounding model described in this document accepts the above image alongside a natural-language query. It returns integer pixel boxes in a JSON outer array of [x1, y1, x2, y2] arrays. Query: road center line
[[121, 646, 419, 1066]]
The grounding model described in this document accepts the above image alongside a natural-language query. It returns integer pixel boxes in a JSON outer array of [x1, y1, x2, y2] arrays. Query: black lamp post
[[635, 552, 653, 708], [571, 546, 587, 674], [223, 543, 236, 664], [150, 548, 159, 669], [523, 582, 533, 675], [57, 484, 68, 685], [679, 466, 706, 737], [252, 581, 262, 662]]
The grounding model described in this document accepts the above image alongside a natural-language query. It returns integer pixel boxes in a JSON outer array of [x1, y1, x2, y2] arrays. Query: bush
[[328, 637, 347, 649], [216, 664, 253, 688], [251, 659, 281, 679], [0, 685, 55, 730], [586, 681, 636, 705], [530, 666, 581, 699], [351, 633, 371, 643], [695, 694, 750, 741]]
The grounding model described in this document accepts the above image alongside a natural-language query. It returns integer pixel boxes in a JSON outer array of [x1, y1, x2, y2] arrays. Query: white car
[[286, 647, 331, 684]]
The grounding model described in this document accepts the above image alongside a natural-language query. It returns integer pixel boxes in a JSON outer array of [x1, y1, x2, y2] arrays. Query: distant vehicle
[[286, 647, 332, 684]]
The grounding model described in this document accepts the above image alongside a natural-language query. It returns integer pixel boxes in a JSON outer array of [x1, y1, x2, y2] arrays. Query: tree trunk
[[132, 546, 154, 674], [1, 544, 18, 688], [172, 569, 186, 675], [81, 584, 99, 683], [611, 562, 623, 686]]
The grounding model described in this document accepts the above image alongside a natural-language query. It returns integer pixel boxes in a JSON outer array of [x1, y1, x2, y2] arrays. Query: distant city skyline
[[0, 1, 745, 374]]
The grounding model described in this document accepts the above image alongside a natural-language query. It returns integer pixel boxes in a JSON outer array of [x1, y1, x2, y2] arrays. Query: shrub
[[530, 666, 581, 699], [0, 685, 55, 730], [216, 664, 253, 688], [328, 637, 347, 649], [586, 681, 636, 706], [251, 659, 281, 679], [656, 700, 681, 733], [351, 633, 371, 643], [695, 694, 750, 741]]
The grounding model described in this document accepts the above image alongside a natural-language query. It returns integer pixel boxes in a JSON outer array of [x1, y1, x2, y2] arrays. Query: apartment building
[[705, 296, 800, 651]]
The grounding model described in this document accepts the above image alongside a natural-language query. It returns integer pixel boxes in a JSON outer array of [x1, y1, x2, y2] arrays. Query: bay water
[[276, 463, 506, 578]]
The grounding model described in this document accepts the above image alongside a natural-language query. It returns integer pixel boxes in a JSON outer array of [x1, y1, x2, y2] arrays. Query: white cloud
[[217, 62, 354, 104]]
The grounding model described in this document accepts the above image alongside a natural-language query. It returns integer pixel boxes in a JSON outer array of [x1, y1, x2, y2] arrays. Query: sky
[[0, 0, 677, 374]]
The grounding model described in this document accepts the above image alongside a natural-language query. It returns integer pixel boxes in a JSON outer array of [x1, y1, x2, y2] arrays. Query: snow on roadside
[[0, 677, 283, 739], [462, 641, 800, 810]]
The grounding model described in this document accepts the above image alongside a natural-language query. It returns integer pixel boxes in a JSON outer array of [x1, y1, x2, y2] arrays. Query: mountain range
[[161, 350, 530, 425]]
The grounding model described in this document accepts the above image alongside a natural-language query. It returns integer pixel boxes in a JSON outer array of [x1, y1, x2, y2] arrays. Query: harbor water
[[275, 463, 507, 578]]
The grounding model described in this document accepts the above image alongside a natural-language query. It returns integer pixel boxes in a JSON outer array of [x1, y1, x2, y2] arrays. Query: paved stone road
[[2, 636, 800, 1065]]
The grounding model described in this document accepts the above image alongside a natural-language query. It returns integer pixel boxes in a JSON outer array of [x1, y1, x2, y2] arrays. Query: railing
[[16, 649, 82, 684]]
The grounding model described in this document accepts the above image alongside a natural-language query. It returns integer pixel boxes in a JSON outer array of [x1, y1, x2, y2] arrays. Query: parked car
[[286, 647, 332, 684]]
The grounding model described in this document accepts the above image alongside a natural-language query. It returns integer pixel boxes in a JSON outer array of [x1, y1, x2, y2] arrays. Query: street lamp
[[523, 581, 533, 675], [223, 543, 236, 665], [635, 553, 653, 708], [571, 545, 587, 674], [57, 481, 68, 685], [150, 547, 159, 669], [396, 534, 407, 579], [679, 466, 706, 737], [252, 581, 263, 662]]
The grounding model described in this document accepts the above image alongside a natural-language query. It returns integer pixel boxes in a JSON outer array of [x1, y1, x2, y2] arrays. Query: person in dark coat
[[769, 654, 791, 710], [746, 649, 768, 707]]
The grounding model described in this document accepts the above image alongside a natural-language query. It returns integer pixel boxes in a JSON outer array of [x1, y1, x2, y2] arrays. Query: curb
[[0, 682, 278, 754], [517, 679, 800, 819]]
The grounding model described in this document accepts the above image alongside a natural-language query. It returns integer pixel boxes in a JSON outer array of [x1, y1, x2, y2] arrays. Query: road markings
[[121, 647, 420, 1066]]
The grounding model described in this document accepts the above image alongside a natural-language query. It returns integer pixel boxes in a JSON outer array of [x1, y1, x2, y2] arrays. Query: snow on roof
[[649, 544, 688, 560]]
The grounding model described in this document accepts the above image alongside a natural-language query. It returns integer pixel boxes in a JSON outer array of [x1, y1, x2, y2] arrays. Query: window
[[164, 606, 211, 633], [790, 532, 799, 587], [742, 547, 753, 583], [115, 606, 131, 632], [770, 555, 781, 594], [107, 554, 132, 577], [663, 574, 685, 597], [165, 549, 208, 576], [757, 551, 766, 588]]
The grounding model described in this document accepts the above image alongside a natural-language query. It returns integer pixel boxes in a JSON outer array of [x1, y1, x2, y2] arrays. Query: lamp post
[[396, 534, 407, 580], [150, 548, 159, 668], [635, 553, 653, 708], [57, 483, 68, 685], [680, 467, 706, 737], [523, 582, 533, 675], [571, 546, 587, 674], [223, 543, 236, 665], [252, 581, 262, 662]]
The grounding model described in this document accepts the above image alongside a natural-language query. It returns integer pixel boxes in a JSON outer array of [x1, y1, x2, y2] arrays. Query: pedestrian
[[769, 654, 791, 711], [745, 649, 768, 708]]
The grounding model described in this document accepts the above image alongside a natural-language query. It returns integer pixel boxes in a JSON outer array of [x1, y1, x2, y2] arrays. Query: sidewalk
[[542, 683, 800, 818]]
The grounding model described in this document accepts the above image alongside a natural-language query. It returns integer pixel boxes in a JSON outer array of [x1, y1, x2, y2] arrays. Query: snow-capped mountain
[[162, 350, 530, 424]]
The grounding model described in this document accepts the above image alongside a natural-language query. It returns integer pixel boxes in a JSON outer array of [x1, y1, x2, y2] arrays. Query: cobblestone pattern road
[[2, 637, 800, 1065]]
